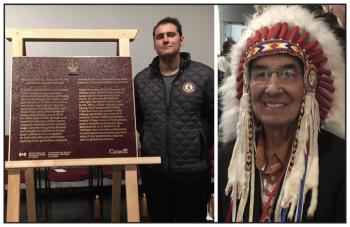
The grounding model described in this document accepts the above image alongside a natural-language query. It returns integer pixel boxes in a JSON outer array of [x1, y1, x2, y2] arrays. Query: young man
[[134, 17, 214, 222]]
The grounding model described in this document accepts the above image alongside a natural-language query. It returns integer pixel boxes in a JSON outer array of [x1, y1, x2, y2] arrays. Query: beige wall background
[[4, 5, 214, 135]]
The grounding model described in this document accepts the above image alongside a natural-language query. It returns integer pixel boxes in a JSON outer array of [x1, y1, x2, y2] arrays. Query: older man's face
[[249, 54, 304, 128]]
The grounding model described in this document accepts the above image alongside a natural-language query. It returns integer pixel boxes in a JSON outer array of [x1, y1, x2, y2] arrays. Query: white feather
[[225, 91, 251, 220]]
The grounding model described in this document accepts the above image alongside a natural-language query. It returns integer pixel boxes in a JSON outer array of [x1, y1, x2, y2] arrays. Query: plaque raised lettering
[[9, 57, 137, 160]]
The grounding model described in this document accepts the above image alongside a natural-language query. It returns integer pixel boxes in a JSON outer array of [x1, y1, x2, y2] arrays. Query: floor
[[4, 186, 213, 223], [4, 167, 214, 223], [4, 186, 131, 223]]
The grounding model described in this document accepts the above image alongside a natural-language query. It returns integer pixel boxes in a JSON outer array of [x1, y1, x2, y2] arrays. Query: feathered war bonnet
[[220, 5, 345, 222]]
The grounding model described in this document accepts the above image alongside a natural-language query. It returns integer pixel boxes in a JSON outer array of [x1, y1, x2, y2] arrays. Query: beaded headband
[[245, 41, 306, 61]]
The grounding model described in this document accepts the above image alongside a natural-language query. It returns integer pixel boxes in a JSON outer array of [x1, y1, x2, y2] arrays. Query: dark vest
[[134, 53, 214, 174]]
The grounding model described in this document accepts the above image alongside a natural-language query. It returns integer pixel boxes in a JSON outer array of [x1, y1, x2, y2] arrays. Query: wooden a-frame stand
[[5, 29, 161, 223]]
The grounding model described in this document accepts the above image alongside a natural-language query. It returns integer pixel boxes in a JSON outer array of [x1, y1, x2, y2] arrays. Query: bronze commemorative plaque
[[9, 57, 137, 161]]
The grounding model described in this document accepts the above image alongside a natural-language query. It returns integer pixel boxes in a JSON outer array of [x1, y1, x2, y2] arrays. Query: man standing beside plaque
[[134, 17, 214, 222]]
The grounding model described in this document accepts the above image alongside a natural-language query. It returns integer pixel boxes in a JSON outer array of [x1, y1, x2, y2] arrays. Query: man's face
[[249, 54, 305, 128], [153, 23, 184, 57]]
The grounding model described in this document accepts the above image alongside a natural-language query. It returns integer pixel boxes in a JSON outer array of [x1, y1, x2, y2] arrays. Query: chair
[[44, 166, 93, 220], [99, 165, 147, 221], [100, 165, 141, 186]]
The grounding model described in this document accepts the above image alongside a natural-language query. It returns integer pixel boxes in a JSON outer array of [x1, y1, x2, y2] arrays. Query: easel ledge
[[5, 157, 161, 169]]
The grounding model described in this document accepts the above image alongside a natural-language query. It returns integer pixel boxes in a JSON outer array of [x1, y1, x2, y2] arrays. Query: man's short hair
[[153, 17, 183, 38]]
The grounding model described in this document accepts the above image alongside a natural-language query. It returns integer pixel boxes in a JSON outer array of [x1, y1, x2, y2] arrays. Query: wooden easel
[[5, 29, 161, 223]]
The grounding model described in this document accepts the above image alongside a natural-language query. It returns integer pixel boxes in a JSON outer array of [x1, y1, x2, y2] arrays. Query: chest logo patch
[[182, 81, 196, 94]]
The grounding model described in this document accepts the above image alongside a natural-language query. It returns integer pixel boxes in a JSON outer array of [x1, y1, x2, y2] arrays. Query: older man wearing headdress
[[219, 5, 345, 222]]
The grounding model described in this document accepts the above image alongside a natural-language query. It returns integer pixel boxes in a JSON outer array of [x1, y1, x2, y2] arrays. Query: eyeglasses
[[249, 65, 303, 83]]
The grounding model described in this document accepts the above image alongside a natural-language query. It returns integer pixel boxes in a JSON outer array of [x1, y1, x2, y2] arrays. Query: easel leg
[[25, 168, 37, 222], [209, 193, 214, 220], [125, 165, 140, 222], [111, 166, 121, 222], [6, 169, 21, 222]]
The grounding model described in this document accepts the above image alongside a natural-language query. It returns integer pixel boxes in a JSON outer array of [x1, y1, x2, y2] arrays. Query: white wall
[[218, 5, 254, 51], [4, 5, 214, 135]]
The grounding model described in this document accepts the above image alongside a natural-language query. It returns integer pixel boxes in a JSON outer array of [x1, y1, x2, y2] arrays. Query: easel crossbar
[[6, 29, 138, 41], [5, 157, 161, 169]]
